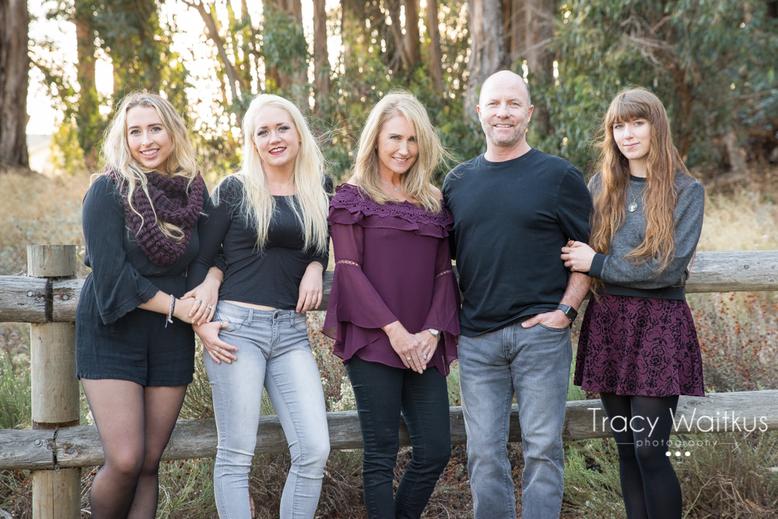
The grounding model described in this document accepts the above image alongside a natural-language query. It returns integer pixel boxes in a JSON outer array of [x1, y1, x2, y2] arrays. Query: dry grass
[[0, 171, 87, 275]]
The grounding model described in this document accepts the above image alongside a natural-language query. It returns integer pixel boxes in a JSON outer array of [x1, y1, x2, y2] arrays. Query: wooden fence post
[[27, 245, 80, 519]]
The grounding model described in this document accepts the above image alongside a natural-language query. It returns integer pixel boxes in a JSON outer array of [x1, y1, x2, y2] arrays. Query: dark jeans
[[347, 357, 451, 519]]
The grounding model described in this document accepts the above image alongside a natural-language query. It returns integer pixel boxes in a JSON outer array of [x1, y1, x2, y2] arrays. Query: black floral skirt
[[574, 294, 705, 397]]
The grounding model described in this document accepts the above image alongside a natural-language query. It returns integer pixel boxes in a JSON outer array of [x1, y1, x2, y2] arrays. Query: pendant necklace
[[628, 191, 639, 213]]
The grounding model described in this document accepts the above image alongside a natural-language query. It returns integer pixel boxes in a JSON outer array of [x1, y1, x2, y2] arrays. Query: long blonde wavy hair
[[590, 87, 690, 270], [100, 91, 199, 240], [221, 94, 328, 254], [351, 91, 447, 213]]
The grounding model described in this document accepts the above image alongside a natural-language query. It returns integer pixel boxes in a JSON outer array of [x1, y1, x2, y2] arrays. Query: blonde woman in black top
[[188, 94, 331, 518], [76, 92, 212, 518]]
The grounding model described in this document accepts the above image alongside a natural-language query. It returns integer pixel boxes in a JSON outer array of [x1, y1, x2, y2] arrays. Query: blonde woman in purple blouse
[[323, 92, 460, 518]]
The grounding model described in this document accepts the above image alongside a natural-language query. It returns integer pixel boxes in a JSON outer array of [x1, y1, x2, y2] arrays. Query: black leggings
[[600, 393, 681, 519]]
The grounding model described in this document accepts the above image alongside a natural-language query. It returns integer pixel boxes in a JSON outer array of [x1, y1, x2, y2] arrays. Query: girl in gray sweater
[[562, 88, 704, 519]]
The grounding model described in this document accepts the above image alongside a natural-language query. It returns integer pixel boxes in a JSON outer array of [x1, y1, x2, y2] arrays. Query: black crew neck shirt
[[188, 175, 330, 310], [443, 149, 592, 336]]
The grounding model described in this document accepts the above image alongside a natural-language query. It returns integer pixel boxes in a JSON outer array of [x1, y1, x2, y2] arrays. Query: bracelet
[[165, 295, 176, 328]]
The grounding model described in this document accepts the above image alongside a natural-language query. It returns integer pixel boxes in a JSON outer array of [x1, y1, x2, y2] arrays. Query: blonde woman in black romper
[[76, 92, 216, 518]]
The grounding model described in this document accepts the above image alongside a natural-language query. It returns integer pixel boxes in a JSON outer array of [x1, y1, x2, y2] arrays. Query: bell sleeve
[[323, 221, 398, 336], [420, 236, 460, 370], [82, 176, 159, 325]]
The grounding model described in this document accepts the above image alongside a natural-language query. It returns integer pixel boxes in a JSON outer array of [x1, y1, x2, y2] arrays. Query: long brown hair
[[590, 88, 690, 270]]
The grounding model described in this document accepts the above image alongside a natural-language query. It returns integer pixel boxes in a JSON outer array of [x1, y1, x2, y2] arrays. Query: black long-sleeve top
[[79, 175, 206, 325], [188, 175, 330, 310]]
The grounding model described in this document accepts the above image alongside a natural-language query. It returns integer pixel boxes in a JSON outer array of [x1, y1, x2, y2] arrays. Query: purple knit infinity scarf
[[110, 170, 206, 266]]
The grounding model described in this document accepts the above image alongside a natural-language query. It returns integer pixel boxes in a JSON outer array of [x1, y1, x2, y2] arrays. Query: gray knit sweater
[[588, 172, 704, 299]]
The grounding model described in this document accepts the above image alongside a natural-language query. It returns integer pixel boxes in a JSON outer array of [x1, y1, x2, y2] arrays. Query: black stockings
[[600, 393, 681, 519], [82, 379, 187, 519]]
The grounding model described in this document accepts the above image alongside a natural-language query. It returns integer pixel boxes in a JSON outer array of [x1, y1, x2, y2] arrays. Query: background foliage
[[26, 0, 777, 183]]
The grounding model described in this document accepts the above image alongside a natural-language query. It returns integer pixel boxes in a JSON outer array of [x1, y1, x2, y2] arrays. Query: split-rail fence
[[1, 245, 776, 518]]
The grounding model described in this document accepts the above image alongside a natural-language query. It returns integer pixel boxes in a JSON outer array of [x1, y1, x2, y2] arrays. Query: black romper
[[76, 175, 207, 386]]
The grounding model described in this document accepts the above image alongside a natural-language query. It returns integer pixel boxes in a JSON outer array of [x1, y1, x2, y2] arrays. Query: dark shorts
[[76, 292, 195, 387]]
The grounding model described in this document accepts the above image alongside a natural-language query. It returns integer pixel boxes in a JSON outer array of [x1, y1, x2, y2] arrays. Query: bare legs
[[82, 379, 187, 519]]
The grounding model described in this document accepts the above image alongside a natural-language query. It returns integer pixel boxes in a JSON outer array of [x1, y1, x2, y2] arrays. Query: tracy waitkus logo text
[[589, 407, 770, 438]]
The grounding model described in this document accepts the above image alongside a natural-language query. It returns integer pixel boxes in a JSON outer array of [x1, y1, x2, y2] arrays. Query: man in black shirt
[[443, 70, 592, 519]]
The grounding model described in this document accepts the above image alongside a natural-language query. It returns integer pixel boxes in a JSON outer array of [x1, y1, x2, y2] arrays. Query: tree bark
[[385, 0, 409, 73], [523, 0, 555, 78], [313, 0, 330, 112], [523, 0, 556, 135], [404, 0, 421, 70], [502, 0, 523, 66], [74, 0, 100, 171], [465, 0, 505, 120], [0, 0, 30, 168], [424, 0, 444, 92]]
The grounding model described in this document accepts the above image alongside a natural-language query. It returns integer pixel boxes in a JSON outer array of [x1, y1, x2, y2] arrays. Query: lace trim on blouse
[[331, 183, 453, 228]]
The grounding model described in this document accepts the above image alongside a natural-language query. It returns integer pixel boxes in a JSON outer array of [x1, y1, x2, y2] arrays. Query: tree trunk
[[465, 0, 505, 120], [74, 0, 100, 171], [502, 0, 523, 66], [523, 0, 555, 135], [313, 0, 330, 112], [385, 0, 409, 73], [424, 0, 444, 92], [404, 0, 421, 70], [0, 0, 29, 168], [523, 0, 555, 78]]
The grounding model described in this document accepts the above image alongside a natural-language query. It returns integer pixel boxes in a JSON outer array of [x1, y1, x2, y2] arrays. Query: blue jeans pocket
[[537, 322, 570, 333], [213, 303, 247, 332]]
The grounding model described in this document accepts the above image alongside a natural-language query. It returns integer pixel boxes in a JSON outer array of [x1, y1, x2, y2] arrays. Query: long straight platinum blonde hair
[[101, 91, 198, 240], [220, 94, 329, 254], [351, 91, 446, 213]]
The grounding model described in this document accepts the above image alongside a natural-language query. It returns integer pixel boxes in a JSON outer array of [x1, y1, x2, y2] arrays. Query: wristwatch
[[427, 328, 440, 337], [557, 304, 578, 323]]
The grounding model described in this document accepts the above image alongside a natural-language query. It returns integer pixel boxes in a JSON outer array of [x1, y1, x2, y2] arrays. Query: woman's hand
[[384, 321, 425, 373], [194, 321, 239, 364], [296, 262, 324, 313], [413, 330, 439, 370], [182, 267, 222, 325], [561, 240, 596, 273], [173, 298, 197, 324]]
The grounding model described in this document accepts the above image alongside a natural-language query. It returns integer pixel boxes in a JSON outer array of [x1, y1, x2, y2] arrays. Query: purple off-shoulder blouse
[[322, 183, 460, 375]]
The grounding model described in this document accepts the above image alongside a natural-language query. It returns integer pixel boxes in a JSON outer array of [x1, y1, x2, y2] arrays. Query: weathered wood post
[[27, 245, 80, 519]]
